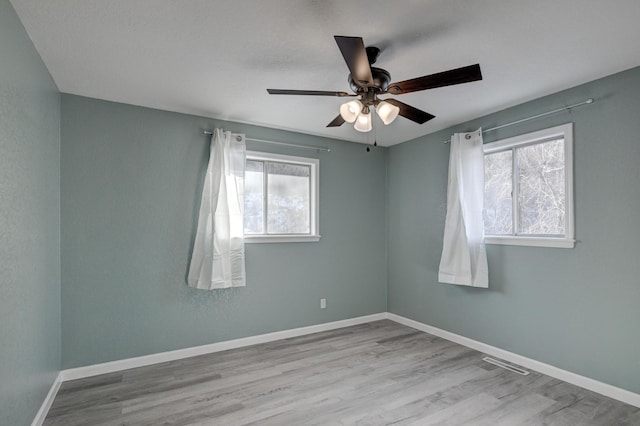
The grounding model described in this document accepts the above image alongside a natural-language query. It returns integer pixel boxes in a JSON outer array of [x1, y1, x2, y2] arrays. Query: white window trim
[[483, 123, 575, 249], [244, 151, 320, 243]]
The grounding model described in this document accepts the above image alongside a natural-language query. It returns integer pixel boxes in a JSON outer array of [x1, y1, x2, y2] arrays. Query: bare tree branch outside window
[[484, 138, 565, 236]]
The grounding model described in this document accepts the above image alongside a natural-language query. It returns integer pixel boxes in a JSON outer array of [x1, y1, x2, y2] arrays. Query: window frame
[[483, 123, 575, 248], [244, 151, 320, 243]]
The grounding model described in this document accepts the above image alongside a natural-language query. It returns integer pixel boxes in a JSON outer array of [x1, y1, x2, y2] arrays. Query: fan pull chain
[[367, 115, 378, 152]]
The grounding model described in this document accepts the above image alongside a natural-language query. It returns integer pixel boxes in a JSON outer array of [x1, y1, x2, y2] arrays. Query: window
[[483, 123, 574, 248], [244, 151, 319, 243]]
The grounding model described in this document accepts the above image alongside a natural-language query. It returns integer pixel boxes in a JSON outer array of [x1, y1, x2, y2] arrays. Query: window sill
[[484, 235, 575, 248], [244, 235, 321, 244]]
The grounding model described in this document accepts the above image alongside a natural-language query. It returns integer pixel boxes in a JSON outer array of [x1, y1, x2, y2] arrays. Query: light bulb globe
[[354, 110, 372, 132], [339, 100, 363, 123], [376, 101, 400, 125]]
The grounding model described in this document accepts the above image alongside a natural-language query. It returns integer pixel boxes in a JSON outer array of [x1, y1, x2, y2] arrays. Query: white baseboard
[[31, 372, 62, 426], [61, 313, 386, 381], [386, 312, 640, 409]]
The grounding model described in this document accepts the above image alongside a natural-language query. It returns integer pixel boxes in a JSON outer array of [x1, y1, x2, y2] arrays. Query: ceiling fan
[[267, 35, 483, 134]]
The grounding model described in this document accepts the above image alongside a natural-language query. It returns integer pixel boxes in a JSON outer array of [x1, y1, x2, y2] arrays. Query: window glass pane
[[267, 162, 310, 234], [244, 160, 264, 234], [517, 139, 565, 235], [484, 150, 513, 235]]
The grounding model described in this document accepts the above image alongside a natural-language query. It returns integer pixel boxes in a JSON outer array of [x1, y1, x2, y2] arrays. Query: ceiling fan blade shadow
[[267, 89, 356, 97], [382, 98, 435, 124], [386, 64, 482, 95], [334, 36, 374, 87], [326, 114, 346, 127]]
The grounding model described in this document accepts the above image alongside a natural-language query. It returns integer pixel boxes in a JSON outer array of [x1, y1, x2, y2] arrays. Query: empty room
[[2, 0, 640, 425]]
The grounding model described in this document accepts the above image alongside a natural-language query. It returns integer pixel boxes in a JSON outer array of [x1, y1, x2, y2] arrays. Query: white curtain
[[188, 129, 246, 289], [438, 129, 489, 288]]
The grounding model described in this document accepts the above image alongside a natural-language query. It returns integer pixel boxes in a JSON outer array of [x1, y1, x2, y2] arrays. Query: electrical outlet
[[320, 298, 326, 309]]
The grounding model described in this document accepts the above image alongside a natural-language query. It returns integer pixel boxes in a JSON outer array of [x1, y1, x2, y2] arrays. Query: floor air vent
[[482, 357, 530, 376]]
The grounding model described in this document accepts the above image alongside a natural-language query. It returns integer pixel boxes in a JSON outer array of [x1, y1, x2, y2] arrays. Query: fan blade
[[267, 89, 356, 97], [326, 114, 346, 127], [386, 64, 482, 95], [334, 36, 374, 87], [382, 98, 435, 124]]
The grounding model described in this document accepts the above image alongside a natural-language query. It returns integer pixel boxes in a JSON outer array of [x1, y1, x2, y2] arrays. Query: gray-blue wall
[[60, 94, 387, 368], [0, 0, 61, 424], [387, 66, 640, 394]]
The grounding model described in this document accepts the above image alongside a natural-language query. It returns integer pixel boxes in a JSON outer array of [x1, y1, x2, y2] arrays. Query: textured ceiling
[[10, 0, 640, 146]]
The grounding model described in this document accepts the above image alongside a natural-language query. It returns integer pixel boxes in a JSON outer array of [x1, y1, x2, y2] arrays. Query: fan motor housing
[[348, 67, 391, 92]]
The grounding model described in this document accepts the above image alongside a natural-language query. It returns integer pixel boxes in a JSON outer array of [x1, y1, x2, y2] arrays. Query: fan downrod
[[365, 46, 380, 65]]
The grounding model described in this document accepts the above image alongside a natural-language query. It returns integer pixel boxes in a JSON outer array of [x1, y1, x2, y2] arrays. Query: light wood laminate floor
[[44, 320, 639, 425]]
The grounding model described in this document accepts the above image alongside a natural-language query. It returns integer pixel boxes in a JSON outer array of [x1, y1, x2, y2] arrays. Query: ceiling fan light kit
[[339, 99, 400, 130], [267, 35, 483, 137]]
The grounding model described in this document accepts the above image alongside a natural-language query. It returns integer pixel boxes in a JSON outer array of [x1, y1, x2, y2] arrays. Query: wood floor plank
[[471, 393, 557, 425], [405, 392, 503, 426], [44, 320, 639, 425]]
